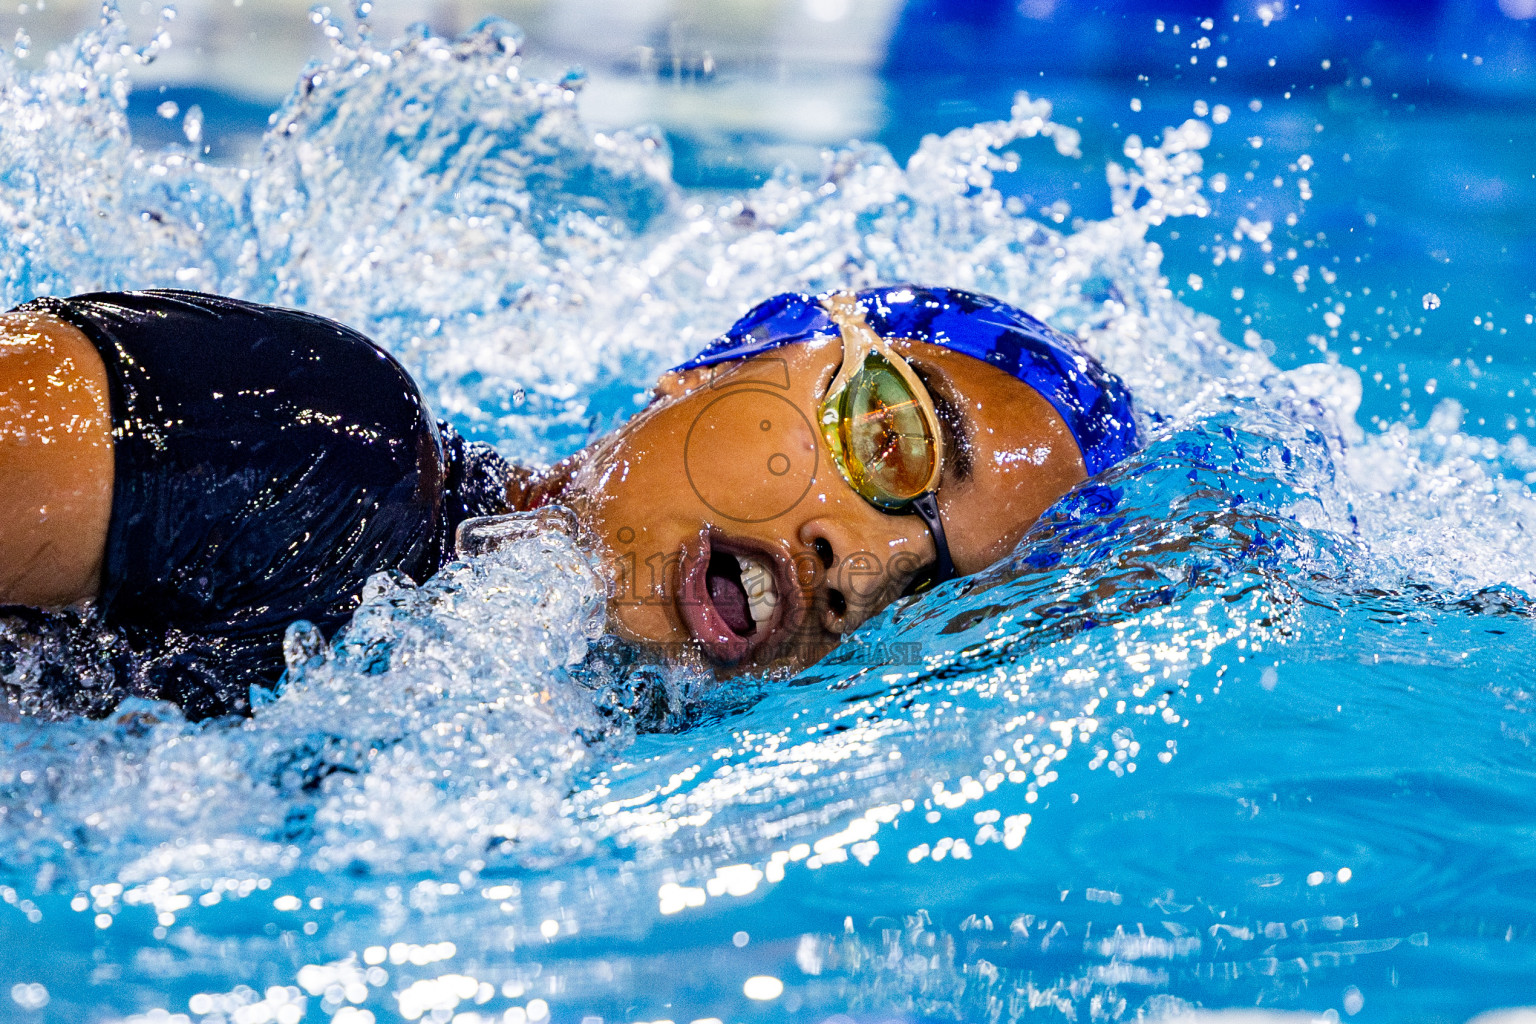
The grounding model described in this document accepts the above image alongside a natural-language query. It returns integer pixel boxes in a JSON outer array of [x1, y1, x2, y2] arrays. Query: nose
[[797, 506, 934, 635]]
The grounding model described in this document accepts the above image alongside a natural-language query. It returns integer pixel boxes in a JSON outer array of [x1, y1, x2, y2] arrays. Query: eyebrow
[[909, 361, 974, 482]]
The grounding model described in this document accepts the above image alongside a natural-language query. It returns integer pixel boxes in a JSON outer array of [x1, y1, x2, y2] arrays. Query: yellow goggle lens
[[826, 351, 939, 510]]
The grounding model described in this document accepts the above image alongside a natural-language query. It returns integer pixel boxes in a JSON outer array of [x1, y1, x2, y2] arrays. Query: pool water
[[3, 5, 1536, 1023]]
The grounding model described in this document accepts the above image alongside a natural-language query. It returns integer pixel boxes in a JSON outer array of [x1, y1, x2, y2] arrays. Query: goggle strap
[[911, 492, 958, 585], [821, 292, 876, 405]]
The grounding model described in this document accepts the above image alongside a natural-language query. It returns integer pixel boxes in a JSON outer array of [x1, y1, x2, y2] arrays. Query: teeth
[[738, 555, 778, 628]]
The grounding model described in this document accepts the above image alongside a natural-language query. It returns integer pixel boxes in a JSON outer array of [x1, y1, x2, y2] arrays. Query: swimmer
[[0, 285, 1135, 718]]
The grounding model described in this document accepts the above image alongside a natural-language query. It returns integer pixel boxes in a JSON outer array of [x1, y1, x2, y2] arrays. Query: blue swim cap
[[674, 285, 1138, 476]]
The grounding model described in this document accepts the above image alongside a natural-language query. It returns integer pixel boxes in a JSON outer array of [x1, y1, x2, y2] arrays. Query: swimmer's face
[[562, 337, 1088, 674]]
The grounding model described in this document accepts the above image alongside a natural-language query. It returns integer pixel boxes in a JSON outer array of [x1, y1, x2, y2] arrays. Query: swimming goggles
[[819, 293, 957, 593]]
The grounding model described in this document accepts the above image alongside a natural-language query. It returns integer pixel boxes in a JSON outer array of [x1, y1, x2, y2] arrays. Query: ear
[[650, 366, 713, 401]]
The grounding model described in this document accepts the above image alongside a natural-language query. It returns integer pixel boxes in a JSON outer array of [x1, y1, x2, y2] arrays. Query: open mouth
[[706, 549, 779, 637], [678, 534, 795, 665]]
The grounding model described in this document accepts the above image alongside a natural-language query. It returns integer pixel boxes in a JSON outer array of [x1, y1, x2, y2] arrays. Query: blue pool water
[[3, 4, 1536, 1023]]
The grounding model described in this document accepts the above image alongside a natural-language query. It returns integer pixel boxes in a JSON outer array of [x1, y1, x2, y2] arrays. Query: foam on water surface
[[2, 7, 1536, 1023]]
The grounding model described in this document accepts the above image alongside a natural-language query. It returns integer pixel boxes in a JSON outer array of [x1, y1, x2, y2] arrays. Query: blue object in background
[[3, 3, 1536, 1023], [124, 85, 274, 162]]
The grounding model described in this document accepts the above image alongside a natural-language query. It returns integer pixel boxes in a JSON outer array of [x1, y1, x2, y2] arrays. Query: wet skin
[[0, 311, 114, 608], [560, 335, 1088, 674], [0, 314, 1087, 677]]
